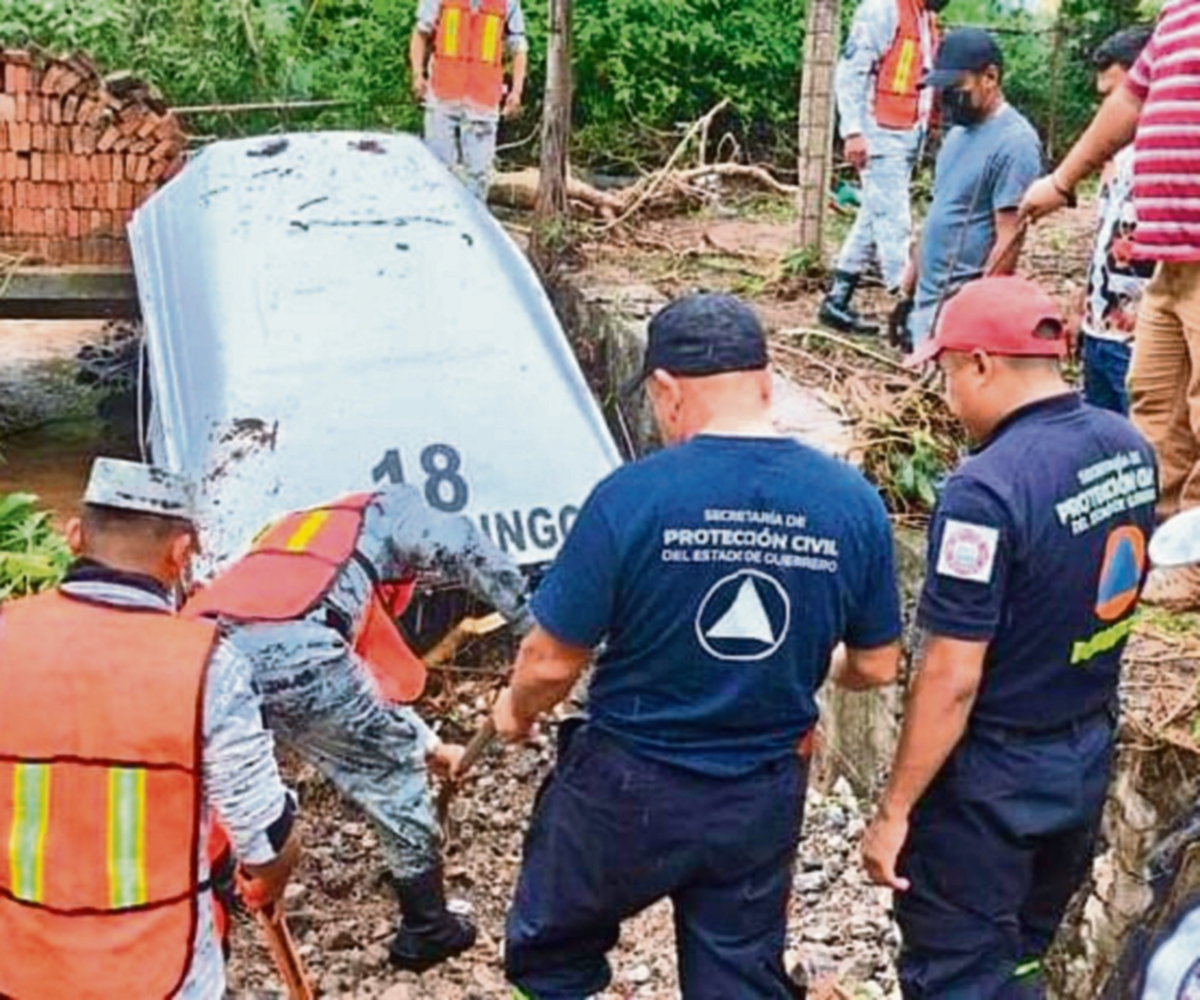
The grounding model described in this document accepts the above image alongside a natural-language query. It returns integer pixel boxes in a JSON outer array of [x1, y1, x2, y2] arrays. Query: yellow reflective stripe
[[480, 13, 502, 64], [284, 510, 331, 552], [107, 767, 148, 909], [893, 39, 916, 94], [442, 7, 462, 58], [9, 763, 50, 903]]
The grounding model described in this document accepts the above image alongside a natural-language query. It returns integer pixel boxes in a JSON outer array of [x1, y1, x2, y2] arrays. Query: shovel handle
[[435, 718, 497, 828], [257, 904, 314, 1000]]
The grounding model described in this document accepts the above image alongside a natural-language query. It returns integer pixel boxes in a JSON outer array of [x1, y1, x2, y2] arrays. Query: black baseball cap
[[624, 293, 769, 393], [922, 27, 1004, 89]]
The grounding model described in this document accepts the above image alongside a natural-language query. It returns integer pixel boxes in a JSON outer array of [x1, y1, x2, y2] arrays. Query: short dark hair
[[1092, 26, 1154, 72], [82, 502, 195, 544]]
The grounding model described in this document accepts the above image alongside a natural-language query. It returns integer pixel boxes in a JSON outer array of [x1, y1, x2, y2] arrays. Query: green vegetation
[[0, 492, 71, 598], [0, 0, 1167, 168]]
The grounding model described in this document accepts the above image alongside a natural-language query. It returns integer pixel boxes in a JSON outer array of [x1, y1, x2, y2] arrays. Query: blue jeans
[[1083, 336, 1132, 415], [897, 714, 1116, 999], [505, 724, 807, 1000]]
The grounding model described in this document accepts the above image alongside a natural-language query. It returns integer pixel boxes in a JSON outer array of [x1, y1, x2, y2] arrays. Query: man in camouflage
[[820, 0, 945, 336], [187, 483, 528, 973]]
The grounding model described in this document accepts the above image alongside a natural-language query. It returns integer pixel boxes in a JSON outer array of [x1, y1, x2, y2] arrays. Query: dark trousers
[[1083, 335, 1132, 415], [896, 714, 1116, 999], [505, 724, 807, 1000]]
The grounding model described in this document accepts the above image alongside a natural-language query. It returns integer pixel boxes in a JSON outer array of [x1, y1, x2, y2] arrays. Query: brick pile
[[0, 49, 186, 258]]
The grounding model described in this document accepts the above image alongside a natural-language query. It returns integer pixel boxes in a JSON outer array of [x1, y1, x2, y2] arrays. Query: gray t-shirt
[[916, 103, 1043, 311]]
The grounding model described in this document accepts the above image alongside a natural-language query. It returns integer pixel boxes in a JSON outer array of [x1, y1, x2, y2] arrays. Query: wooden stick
[[601, 98, 731, 231], [779, 326, 912, 374], [435, 718, 498, 830], [257, 904, 314, 1000]]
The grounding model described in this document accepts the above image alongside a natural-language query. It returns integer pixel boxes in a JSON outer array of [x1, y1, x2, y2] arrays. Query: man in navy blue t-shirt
[[862, 276, 1157, 998], [491, 293, 903, 999]]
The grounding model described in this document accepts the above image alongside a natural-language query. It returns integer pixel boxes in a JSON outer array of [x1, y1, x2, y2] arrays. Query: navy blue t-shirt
[[531, 434, 902, 778], [919, 394, 1157, 731]]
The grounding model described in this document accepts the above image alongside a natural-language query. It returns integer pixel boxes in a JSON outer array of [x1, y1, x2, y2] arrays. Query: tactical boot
[[389, 865, 477, 973], [818, 270, 880, 336]]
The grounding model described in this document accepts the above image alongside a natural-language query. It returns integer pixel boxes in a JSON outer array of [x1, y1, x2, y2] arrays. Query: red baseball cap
[[908, 276, 1068, 367]]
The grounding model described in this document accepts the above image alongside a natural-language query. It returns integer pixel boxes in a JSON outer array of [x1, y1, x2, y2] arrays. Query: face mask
[[925, 0, 950, 11], [940, 87, 984, 127]]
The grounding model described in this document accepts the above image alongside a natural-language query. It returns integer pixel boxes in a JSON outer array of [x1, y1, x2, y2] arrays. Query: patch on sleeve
[[936, 520, 1000, 584]]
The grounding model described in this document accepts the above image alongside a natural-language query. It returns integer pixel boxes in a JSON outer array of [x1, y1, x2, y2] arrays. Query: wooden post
[[796, 0, 842, 255], [531, 0, 573, 271], [1046, 14, 1066, 161]]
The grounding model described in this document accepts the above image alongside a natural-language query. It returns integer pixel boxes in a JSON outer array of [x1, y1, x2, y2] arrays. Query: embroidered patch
[[936, 519, 1000, 584]]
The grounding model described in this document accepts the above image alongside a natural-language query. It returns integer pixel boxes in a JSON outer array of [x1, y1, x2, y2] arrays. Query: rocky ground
[[228, 715, 899, 1000]]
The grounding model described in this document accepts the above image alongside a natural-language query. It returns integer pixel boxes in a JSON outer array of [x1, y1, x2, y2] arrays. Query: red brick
[[117, 181, 132, 211], [14, 153, 28, 180], [134, 156, 149, 183], [30, 151, 41, 182], [62, 95, 78, 124], [28, 95, 41, 123], [0, 180, 10, 207], [0, 122, 6, 152], [0, 95, 14, 122], [66, 207, 80, 238], [11, 121, 29, 152], [14, 93, 26, 123], [31, 123, 44, 150], [30, 206, 43, 235], [96, 154, 110, 182], [4, 150, 16, 179], [90, 209, 103, 235]]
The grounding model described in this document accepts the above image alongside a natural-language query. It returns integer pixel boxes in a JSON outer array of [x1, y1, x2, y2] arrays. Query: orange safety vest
[[0, 590, 214, 1000], [429, 0, 509, 111], [185, 493, 427, 704], [874, 0, 939, 131]]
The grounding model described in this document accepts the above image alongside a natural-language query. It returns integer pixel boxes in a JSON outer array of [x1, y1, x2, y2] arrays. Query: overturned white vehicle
[[130, 132, 621, 580]]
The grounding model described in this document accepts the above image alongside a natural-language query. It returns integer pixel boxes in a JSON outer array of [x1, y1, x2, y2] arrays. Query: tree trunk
[[531, 0, 573, 272], [796, 0, 841, 255]]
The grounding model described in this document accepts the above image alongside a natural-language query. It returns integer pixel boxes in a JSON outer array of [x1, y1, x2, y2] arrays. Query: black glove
[[887, 296, 914, 352]]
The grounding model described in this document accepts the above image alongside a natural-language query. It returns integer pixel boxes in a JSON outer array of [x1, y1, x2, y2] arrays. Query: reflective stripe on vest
[[0, 590, 212, 1000], [874, 0, 938, 131], [429, 0, 508, 110], [9, 763, 50, 903], [185, 493, 428, 704]]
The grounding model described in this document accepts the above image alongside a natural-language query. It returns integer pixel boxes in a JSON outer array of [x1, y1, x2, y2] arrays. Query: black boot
[[388, 866, 477, 973], [818, 270, 880, 336]]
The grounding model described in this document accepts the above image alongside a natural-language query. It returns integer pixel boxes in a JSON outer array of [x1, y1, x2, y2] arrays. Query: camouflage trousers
[[424, 102, 499, 202], [835, 125, 922, 291], [227, 620, 441, 881]]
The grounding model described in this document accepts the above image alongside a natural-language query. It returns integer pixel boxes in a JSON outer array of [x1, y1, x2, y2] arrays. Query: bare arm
[[493, 625, 592, 740], [409, 31, 430, 100], [830, 641, 901, 690], [1020, 87, 1143, 222], [985, 209, 1024, 276], [861, 635, 986, 889]]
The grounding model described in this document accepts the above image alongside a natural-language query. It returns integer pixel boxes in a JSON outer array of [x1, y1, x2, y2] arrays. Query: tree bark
[[796, 0, 841, 255], [531, 0, 573, 271]]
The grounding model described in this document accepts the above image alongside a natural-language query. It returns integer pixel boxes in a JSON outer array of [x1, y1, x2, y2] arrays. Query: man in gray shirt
[[902, 28, 1043, 350]]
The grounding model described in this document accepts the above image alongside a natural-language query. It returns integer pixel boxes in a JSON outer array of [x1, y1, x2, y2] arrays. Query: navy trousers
[[505, 724, 807, 1000], [896, 714, 1116, 999], [1082, 335, 1132, 415]]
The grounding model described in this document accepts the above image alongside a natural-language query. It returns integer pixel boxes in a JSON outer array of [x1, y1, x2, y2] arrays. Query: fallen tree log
[[489, 162, 798, 222]]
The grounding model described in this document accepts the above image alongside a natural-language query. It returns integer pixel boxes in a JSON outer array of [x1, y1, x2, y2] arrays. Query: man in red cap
[[862, 276, 1157, 997]]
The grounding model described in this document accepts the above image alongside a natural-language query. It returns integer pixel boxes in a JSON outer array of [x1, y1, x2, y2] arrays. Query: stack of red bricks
[[0, 49, 186, 246]]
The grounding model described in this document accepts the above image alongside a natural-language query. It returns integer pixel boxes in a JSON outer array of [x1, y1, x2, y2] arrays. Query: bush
[[0, 492, 71, 598]]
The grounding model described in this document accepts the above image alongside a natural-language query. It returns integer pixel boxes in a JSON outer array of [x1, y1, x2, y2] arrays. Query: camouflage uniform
[[834, 0, 936, 290], [225, 484, 528, 880], [417, 0, 528, 201]]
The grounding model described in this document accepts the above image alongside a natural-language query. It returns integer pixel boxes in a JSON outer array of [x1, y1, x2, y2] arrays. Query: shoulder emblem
[[936, 519, 999, 584]]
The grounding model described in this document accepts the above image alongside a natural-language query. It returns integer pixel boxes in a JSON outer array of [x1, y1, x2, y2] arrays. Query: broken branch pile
[[0, 49, 186, 253], [770, 328, 965, 519]]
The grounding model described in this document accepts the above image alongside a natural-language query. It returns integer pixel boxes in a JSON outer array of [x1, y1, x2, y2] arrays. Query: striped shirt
[[1125, 0, 1200, 262]]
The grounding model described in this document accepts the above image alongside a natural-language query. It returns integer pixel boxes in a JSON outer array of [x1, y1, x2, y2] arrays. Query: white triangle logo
[[705, 577, 775, 645]]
